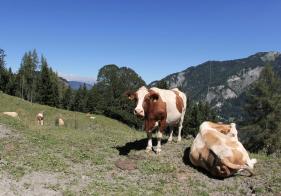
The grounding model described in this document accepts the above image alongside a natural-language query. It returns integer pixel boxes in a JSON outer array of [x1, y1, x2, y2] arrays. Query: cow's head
[[126, 86, 149, 118], [143, 90, 161, 115]]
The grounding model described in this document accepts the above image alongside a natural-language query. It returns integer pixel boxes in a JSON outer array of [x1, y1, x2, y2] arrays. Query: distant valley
[[67, 81, 93, 90]]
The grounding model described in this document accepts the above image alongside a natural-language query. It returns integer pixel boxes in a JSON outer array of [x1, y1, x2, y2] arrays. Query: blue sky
[[1, 0, 281, 84]]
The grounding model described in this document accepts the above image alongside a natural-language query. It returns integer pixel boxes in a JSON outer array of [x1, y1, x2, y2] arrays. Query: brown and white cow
[[36, 112, 44, 126], [189, 121, 257, 178], [127, 86, 187, 153]]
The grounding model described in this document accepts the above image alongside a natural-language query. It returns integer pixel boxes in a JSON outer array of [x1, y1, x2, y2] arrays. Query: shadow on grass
[[182, 147, 226, 180], [115, 138, 168, 156]]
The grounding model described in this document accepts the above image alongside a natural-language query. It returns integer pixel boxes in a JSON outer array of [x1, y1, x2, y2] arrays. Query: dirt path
[[0, 125, 62, 195], [0, 124, 14, 139]]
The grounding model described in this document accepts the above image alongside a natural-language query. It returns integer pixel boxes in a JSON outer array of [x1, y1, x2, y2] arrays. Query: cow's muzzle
[[134, 109, 144, 118]]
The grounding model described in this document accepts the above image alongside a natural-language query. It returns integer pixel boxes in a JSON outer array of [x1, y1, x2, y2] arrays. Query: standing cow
[[127, 86, 187, 153], [36, 112, 44, 125]]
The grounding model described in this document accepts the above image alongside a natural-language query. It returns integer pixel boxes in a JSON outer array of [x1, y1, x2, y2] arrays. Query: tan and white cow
[[57, 117, 65, 126], [189, 121, 257, 178], [3, 112, 19, 118], [127, 86, 187, 153], [36, 112, 44, 126]]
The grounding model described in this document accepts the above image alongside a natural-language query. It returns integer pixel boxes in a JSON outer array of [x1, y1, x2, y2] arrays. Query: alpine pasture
[[0, 92, 281, 195]]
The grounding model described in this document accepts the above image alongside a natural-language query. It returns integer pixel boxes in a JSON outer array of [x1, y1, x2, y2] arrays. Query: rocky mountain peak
[[260, 51, 281, 62]]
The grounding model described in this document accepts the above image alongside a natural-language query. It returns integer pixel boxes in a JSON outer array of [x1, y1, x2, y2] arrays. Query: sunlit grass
[[0, 92, 281, 195]]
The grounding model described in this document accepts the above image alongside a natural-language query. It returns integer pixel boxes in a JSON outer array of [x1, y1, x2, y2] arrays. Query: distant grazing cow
[[189, 121, 257, 178], [57, 117, 64, 126], [127, 86, 187, 154], [36, 112, 44, 125], [90, 116, 96, 120], [3, 112, 19, 118]]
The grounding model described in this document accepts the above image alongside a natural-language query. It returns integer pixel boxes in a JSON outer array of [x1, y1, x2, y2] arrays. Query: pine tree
[[71, 84, 89, 112], [156, 80, 169, 89], [17, 50, 38, 102], [87, 84, 105, 113], [6, 68, 16, 96], [62, 87, 73, 110], [37, 56, 57, 107], [182, 99, 217, 137], [244, 65, 281, 155], [30, 49, 39, 102], [0, 49, 9, 93], [81, 83, 89, 112], [48, 67, 60, 107], [72, 86, 82, 112]]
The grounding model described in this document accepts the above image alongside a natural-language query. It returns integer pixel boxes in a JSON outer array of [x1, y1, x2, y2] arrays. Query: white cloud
[[59, 73, 96, 85]]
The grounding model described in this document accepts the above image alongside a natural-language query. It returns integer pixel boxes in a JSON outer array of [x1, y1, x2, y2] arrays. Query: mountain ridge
[[150, 51, 281, 120]]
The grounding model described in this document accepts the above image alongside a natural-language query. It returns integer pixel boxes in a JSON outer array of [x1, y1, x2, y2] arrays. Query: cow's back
[[150, 87, 186, 125], [171, 88, 187, 111]]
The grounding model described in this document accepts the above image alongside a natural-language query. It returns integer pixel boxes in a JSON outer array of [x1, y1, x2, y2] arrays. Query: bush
[[103, 107, 143, 129]]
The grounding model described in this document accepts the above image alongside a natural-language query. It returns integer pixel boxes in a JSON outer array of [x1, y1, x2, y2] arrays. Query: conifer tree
[[87, 84, 105, 113], [62, 87, 73, 110], [48, 67, 60, 107], [71, 84, 89, 112], [17, 50, 38, 102], [37, 56, 57, 107], [6, 68, 16, 96], [182, 99, 217, 137], [156, 80, 169, 89], [244, 65, 281, 155], [0, 49, 9, 92]]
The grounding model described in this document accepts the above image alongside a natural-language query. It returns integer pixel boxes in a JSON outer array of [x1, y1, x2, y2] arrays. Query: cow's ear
[[124, 91, 136, 100], [149, 92, 159, 102]]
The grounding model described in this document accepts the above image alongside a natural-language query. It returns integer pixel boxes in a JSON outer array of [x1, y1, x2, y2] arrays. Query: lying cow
[[127, 86, 187, 153], [189, 121, 257, 178], [36, 112, 44, 125], [3, 112, 19, 118], [56, 117, 64, 126]]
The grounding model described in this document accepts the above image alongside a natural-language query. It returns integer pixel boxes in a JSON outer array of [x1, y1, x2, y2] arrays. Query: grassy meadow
[[0, 91, 280, 195]]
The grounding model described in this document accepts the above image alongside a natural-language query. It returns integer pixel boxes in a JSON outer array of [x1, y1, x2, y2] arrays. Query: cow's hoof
[[145, 147, 152, 153], [168, 138, 173, 143], [177, 137, 182, 142], [156, 148, 161, 154]]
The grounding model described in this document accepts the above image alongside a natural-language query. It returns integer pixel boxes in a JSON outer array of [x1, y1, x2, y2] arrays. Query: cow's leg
[[146, 132, 153, 153], [156, 130, 163, 154], [177, 113, 185, 142], [168, 127, 173, 142], [177, 125, 182, 142], [156, 119, 166, 154]]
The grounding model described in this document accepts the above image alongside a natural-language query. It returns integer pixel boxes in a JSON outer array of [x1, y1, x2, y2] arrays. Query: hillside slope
[[0, 92, 280, 195], [151, 51, 281, 120]]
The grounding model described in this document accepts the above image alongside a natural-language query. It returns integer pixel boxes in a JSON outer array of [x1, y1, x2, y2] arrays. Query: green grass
[[139, 159, 176, 174], [0, 91, 281, 195]]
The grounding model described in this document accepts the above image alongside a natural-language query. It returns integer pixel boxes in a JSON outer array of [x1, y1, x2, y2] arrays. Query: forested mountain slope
[[151, 51, 281, 120]]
